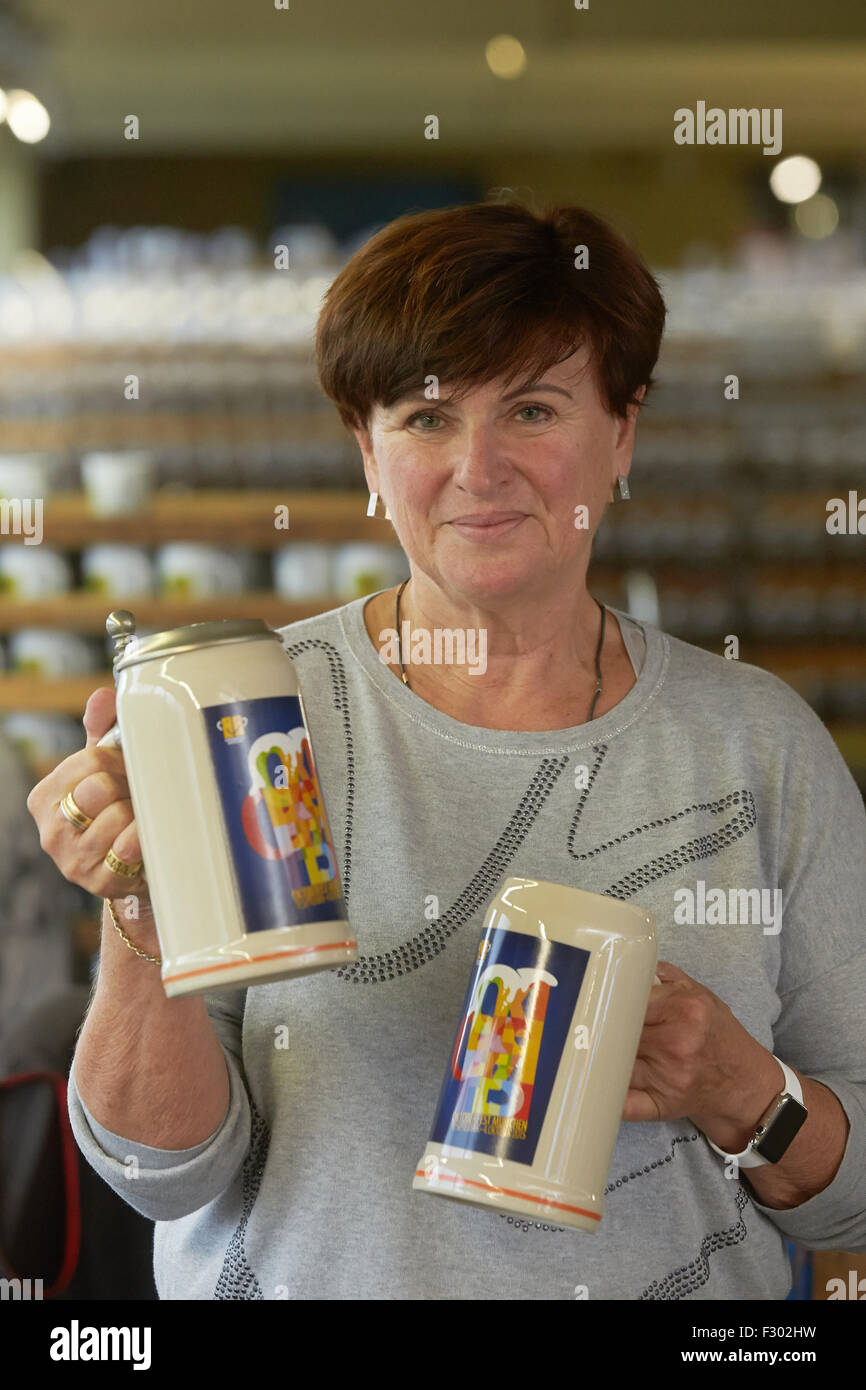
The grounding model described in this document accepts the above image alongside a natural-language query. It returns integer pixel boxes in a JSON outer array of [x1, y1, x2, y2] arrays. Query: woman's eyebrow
[[500, 382, 573, 401], [392, 381, 573, 408]]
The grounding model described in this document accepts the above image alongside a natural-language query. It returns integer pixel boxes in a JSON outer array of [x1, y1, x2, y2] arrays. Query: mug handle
[[92, 721, 147, 879]]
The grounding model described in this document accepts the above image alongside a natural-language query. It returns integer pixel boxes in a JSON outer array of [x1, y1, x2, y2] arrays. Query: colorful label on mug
[[430, 925, 590, 1165], [203, 694, 347, 934]]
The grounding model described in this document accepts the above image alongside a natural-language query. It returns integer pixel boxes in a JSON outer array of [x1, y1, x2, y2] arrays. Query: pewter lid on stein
[[105, 610, 282, 672]]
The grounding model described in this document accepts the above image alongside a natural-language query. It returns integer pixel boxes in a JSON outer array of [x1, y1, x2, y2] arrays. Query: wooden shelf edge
[[0, 593, 352, 633]]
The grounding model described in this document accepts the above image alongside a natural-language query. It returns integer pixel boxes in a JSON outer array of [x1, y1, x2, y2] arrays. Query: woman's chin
[[433, 556, 544, 603]]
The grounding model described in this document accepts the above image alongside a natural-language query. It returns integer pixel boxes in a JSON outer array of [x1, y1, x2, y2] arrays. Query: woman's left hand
[[622, 959, 776, 1140]]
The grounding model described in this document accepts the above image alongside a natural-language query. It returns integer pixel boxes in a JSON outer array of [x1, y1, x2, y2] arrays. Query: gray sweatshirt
[[68, 597, 866, 1300]]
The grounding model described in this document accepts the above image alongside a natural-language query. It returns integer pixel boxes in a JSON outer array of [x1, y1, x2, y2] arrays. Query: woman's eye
[[407, 412, 441, 429], [405, 404, 551, 428]]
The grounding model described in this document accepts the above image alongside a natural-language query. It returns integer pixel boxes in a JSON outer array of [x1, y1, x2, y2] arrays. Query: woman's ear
[[352, 425, 379, 495], [626, 384, 647, 422], [614, 384, 647, 453]]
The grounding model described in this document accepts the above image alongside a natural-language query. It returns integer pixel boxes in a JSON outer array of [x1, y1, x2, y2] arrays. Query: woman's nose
[[449, 424, 511, 486]]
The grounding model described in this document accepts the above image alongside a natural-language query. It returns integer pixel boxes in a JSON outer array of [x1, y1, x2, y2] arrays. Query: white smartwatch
[[705, 1057, 808, 1168]]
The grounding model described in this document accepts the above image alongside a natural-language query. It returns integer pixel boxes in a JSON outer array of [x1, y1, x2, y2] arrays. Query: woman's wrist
[[102, 895, 162, 960], [689, 1046, 783, 1152], [107, 892, 155, 924]]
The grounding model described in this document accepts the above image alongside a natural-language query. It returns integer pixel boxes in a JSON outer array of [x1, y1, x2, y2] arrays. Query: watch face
[[754, 1098, 808, 1164]]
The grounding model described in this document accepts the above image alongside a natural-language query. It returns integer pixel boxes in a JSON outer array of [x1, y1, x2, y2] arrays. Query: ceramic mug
[[413, 876, 657, 1232]]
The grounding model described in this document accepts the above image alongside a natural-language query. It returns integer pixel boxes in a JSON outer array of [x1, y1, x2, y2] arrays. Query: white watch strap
[[706, 1056, 803, 1168]]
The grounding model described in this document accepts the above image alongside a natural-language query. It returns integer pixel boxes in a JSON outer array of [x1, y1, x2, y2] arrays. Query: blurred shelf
[[0, 411, 347, 452], [739, 644, 866, 677], [589, 562, 866, 590], [2, 671, 115, 714], [0, 343, 317, 366], [0, 489, 394, 546], [0, 592, 344, 633]]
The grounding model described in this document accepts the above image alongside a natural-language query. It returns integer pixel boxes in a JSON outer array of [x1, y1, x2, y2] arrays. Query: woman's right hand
[[26, 685, 152, 911]]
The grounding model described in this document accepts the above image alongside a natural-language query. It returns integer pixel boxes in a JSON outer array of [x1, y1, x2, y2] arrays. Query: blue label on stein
[[430, 925, 590, 1165], [203, 694, 347, 934]]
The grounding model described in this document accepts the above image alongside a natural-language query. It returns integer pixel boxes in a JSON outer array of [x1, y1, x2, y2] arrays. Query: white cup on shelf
[[3, 713, 85, 764], [273, 543, 334, 599], [8, 629, 99, 676], [0, 546, 74, 598], [0, 453, 55, 502], [81, 451, 156, 516], [81, 544, 156, 597], [332, 543, 409, 599], [155, 543, 249, 597]]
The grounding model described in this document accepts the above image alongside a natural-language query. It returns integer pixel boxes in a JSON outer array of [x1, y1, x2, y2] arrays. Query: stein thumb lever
[[97, 610, 137, 750]]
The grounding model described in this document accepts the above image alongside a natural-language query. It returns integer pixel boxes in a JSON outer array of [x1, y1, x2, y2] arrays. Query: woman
[[33, 198, 866, 1300]]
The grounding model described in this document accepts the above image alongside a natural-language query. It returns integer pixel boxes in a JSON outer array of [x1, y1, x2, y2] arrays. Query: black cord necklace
[[393, 579, 607, 721]]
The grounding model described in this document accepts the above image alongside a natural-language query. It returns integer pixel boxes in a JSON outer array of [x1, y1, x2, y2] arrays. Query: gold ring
[[59, 790, 93, 831], [104, 846, 143, 878]]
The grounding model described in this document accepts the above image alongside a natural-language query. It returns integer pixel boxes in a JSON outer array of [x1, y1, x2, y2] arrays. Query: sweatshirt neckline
[[338, 590, 668, 755]]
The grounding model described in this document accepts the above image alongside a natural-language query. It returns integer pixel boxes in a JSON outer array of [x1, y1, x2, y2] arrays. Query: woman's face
[[353, 345, 643, 606]]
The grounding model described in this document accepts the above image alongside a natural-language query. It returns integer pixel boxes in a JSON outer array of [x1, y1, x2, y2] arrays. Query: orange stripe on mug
[[165, 940, 358, 983], [414, 1168, 601, 1221]]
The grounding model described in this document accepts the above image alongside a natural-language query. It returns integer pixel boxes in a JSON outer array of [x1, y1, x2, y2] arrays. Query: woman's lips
[[449, 514, 526, 539]]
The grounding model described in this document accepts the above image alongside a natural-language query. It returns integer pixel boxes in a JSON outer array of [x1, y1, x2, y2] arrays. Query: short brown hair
[[315, 196, 666, 432]]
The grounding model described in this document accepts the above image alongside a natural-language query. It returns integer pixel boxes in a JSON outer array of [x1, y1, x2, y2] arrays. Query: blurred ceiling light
[[6, 88, 50, 143], [794, 194, 839, 240], [769, 155, 821, 205], [485, 35, 527, 80]]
